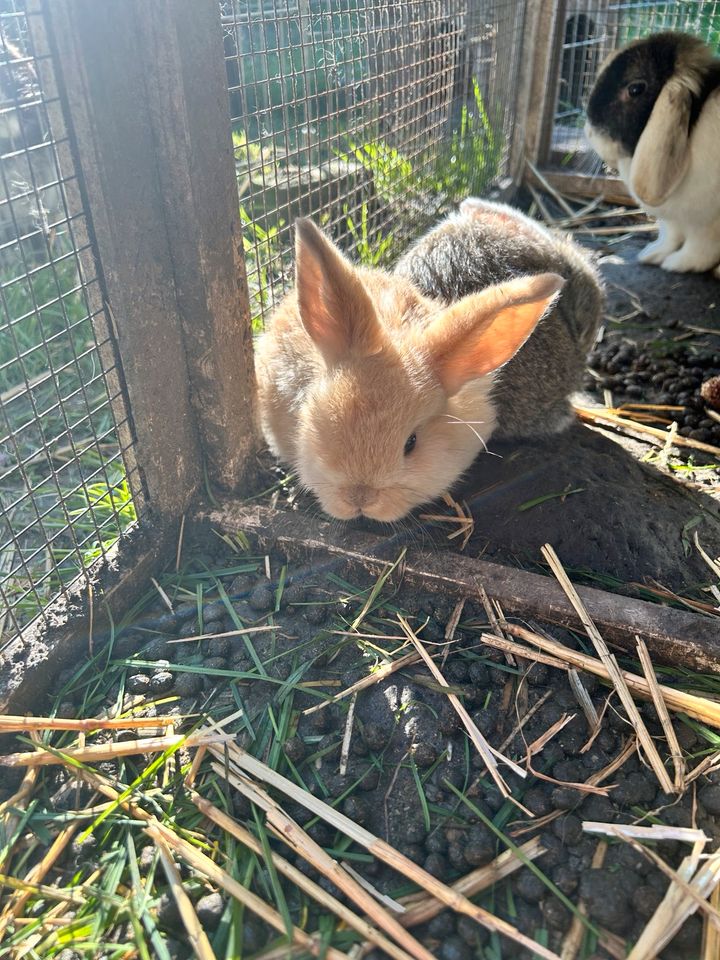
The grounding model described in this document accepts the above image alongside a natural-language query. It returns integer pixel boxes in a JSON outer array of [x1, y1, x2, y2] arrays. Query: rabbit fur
[[254, 199, 603, 521], [585, 31, 720, 275]]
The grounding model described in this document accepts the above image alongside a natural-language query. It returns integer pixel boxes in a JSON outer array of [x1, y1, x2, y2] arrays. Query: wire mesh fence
[[0, 1, 138, 649], [550, 0, 720, 165], [222, 0, 528, 328]]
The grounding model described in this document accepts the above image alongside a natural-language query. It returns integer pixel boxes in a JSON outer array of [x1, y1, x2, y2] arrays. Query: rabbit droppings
[[585, 31, 720, 275], [254, 199, 603, 522]]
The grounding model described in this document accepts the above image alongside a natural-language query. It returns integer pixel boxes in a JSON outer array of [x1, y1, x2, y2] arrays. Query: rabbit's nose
[[345, 483, 379, 512]]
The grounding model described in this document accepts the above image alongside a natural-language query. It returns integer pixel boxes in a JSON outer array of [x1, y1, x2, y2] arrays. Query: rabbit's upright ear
[[424, 273, 564, 396], [294, 219, 383, 364], [630, 80, 692, 206]]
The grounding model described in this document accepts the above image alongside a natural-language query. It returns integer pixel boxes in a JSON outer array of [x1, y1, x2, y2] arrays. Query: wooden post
[[522, 0, 567, 170], [43, 0, 258, 518]]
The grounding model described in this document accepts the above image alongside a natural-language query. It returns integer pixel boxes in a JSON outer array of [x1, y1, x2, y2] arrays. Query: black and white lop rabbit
[[585, 31, 720, 275]]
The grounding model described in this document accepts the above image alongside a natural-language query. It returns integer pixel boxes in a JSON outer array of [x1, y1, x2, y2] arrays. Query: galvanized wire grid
[[222, 0, 527, 327], [0, 1, 138, 648], [551, 0, 720, 163]]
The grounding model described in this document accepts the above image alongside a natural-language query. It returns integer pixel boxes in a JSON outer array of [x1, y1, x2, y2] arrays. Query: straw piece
[[628, 848, 720, 960], [575, 406, 720, 457], [568, 669, 600, 730], [0, 714, 184, 733], [542, 544, 674, 795], [397, 614, 523, 797], [486, 626, 720, 729], [209, 741, 563, 960], [155, 837, 217, 960], [211, 762, 434, 960], [635, 637, 686, 793], [64, 764, 351, 960], [191, 793, 417, 960], [1, 730, 228, 767], [302, 651, 420, 716], [397, 838, 545, 928], [0, 822, 79, 936], [339, 693, 357, 777], [499, 689, 553, 754], [703, 885, 720, 960]]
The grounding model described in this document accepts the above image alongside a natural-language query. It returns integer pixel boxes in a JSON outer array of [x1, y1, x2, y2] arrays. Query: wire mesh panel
[[0, 1, 139, 648], [549, 0, 720, 166], [222, 0, 527, 327]]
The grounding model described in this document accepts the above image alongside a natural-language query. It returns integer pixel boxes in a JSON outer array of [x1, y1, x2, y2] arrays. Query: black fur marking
[[587, 35, 679, 156]]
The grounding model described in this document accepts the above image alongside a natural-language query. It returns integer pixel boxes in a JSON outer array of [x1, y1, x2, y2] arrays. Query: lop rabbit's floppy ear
[[295, 219, 383, 364], [630, 79, 692, 206], [424, 273, 565, 396]]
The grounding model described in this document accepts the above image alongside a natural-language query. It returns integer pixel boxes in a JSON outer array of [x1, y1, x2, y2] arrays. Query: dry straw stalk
[[209, 741, 563, 960]]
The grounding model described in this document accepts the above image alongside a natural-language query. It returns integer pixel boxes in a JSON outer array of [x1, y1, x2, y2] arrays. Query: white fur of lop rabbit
[[585, 31, 720, 275]]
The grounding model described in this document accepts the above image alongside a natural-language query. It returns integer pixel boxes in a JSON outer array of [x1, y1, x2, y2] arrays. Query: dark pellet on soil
[[542, 897, 571, 931], [612, 770, 657, 806], [632, 884, 663, 919], [196, 892, 225, 930], [342, 796, 370, 824], [248, 584, 274, 612], [413, 741, 439, 767], [127, 674, 151, 694], [699, 784, 720, 816], [464, 827, 496, 867], [204, 636, 231, 658], [439, 935, 472, 960], [580, 869, 635, 934], [514, 870, 546, 903], [157, 891, 183, 930], [428, 911, 456, 938], [174, 673, 203, 697], [150, 670, 174, 693], [423, 852, 450, 880], [283, 736, 306, 763], [552, 813, 583, 845]]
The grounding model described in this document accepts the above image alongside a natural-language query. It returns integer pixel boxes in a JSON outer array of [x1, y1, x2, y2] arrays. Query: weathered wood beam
[[197, 500, 720, 674]]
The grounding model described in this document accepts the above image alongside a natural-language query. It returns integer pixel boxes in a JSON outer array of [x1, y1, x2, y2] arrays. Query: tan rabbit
[[254, 200, 602, 521]]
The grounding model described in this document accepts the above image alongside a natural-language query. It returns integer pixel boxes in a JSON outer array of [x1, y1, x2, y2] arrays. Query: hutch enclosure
[[0, 0, 718, 708]]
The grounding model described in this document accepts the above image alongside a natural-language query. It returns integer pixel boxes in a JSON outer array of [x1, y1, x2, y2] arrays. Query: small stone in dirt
[[248, 584, 274, 612], [699, 784, 720, 817], [283, 736, 305, 763], [150, 670, 174, 693], [196, 892, 225, 930], [439, 935, 472, 960], [174, 673, 203, 697], [127, 673, 151, 694]]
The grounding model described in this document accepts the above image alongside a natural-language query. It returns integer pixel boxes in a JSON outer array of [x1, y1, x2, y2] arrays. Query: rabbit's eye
[[404, 433, 417, 456], [627, 81, 647, 98]]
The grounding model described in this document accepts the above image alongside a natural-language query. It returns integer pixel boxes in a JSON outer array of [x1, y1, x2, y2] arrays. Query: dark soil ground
[[3, 235, 720, 960]]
